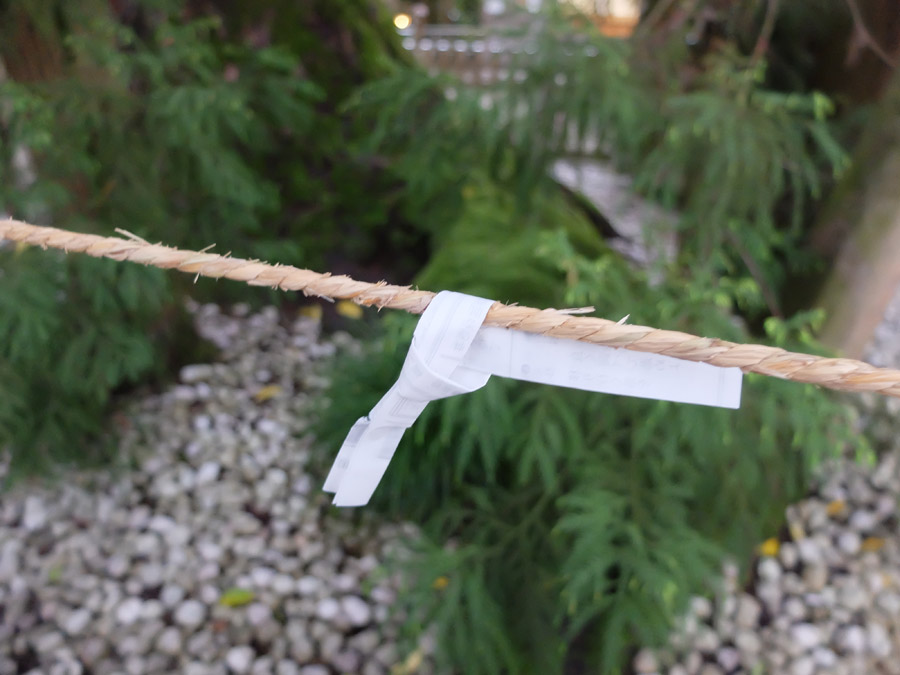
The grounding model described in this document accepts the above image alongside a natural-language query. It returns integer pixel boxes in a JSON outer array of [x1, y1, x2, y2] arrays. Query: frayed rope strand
[[2, 218, 899, 398]]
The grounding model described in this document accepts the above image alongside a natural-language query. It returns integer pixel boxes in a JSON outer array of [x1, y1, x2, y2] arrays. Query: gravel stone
[[297, 576, 321, 595], [812, 647, 838, 668], [246, 603, 271, 626], [734, 629, 761, 654], [370, 586, 396, 605], [226, 645, 255, 674], [298, 666, 330, 675], [796, 539, 823, 565], [802, 564, 828, 592], [196, 461, 221, 484], [734, 594, 761, 629], [694, 626, 720, 653], [174, 599, 207, 628], [349, 628, 380, 654], [160, 584, 186, 608], [834, 625, 867, 654], [156, 626, 183, 656], [779, 542, 799, 570], [116, 597, 144, 625], [849, 510, 879, 532], [715, 646, 740, 671], [62, 608, 92, 636], [333, 650, 362, 672], [757, 557, 781, 582], [866, 622, 891, 657], [690, 596, 713, 620], [789, 655, 815, 675], [837, 531, 862, 555], [316, 597, 340, 622], [272, 574, 295, 595], [789, 623, 822, 654], [22, 497, 48, 531], [341, 595, 372, 627], [276, 662, 301, 675], [286, 621, 316, 662], [106, 555, 130, 579], [633, 648, 658, 673], [698, 664, 724, 675], [755, 581, 782, 612], [0, 541, 21, 582]]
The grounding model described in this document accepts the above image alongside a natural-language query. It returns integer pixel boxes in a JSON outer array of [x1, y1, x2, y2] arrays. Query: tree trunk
[[814, 65, 900, 358]]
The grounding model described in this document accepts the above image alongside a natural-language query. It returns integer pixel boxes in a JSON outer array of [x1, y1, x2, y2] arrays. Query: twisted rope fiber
[[3, 218, 900, 399]]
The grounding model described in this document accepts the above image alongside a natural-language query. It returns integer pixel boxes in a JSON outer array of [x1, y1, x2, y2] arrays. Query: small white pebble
[[226, 645, 255, 674]]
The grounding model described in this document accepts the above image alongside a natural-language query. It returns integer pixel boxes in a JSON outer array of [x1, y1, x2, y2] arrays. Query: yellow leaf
[[219, 588, 255, 607], [15, 241, 29, 256], [825, 499, 846, 517], [861, 537, 885, 553], [336, 300, 364, 320], [392, 648, 423, 675], [298, 305, 323, 320], [432, 576, 449, 590], [758, 538, 779, 557], [253, 385, 282, 403]]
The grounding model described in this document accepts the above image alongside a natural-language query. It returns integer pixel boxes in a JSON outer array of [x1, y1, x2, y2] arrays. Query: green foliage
[[0, 4, 868, 671], [5, 15, 323, 265], [350, 12, 847, 315], [415, 180, 606, 306], [317, 201, 860, 673], [639, 52, 848, 299], [0, 247, 167, 476], [0, 3, 411, 474], [311, 10, 864, 674]]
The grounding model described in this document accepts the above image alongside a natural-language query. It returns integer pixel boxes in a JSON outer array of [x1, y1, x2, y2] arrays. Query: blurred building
[[390, 0, 642, 36], [558, 0, 641, 36]]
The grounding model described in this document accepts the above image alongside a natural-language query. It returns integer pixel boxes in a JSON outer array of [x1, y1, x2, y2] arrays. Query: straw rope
[[3, 218, 900, 399]]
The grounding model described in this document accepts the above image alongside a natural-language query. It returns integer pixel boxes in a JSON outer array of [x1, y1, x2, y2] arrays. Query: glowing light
[[393, 13, 411, 30]]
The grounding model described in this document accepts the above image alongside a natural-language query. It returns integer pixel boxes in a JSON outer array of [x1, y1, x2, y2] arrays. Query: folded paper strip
[[324, 292, 743, 507]]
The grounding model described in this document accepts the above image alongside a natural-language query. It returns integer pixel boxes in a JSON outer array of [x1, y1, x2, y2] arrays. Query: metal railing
[[397, 12, 635, 85]]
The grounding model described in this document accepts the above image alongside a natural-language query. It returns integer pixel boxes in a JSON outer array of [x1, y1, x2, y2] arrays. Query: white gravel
[[0, 303, 431, 675], [633, 450, 900, 675]]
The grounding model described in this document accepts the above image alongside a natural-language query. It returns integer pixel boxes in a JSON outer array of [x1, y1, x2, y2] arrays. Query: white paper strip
[[324, 291, 743, 507], [464, 326, 742, 409]]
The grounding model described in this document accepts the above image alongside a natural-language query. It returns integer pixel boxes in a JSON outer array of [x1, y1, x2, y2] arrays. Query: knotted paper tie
[[323, 292, 494, 507], [325, 291, 743, 507]]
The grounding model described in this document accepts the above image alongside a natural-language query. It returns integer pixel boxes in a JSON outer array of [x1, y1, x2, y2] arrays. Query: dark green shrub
[[0, 248, 168, 477], [348, 10, 847, 317], [0, 4, 411, 474]]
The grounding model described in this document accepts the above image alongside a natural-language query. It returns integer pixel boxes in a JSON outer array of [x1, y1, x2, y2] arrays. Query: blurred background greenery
[[2, 0, 899, 672]]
